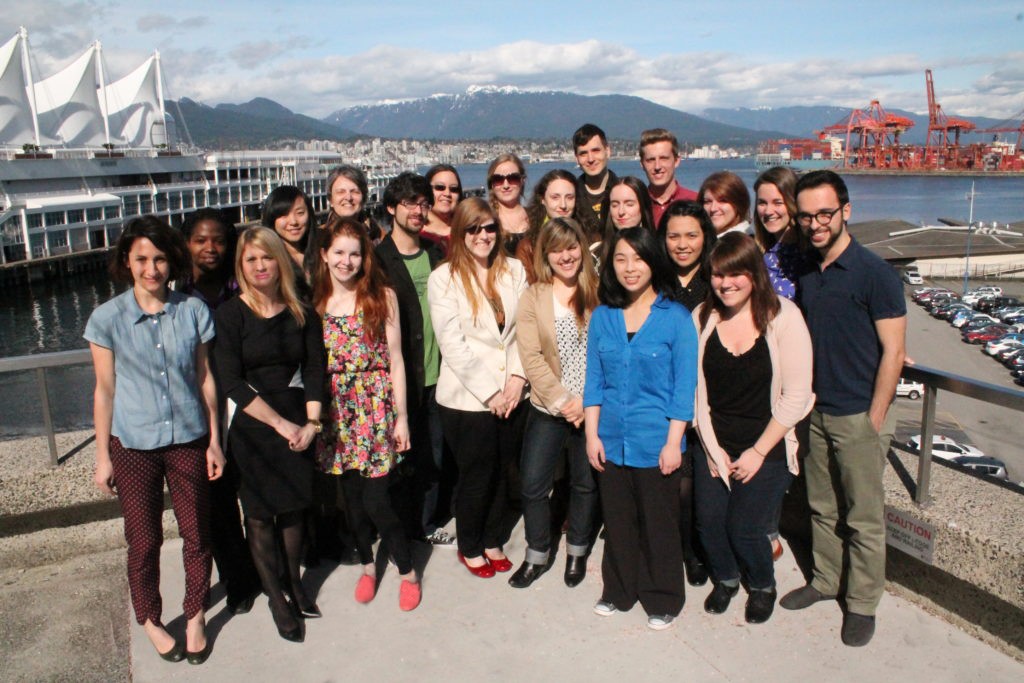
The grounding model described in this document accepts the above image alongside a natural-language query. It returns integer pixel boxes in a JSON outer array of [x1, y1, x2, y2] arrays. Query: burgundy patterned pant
[[110, 437, 212, 625]]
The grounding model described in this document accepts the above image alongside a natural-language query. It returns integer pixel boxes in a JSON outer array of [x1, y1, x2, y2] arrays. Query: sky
[[4, 0, 1024, 123]]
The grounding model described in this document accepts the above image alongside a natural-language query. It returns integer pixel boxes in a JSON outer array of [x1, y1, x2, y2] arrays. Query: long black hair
[[598, 227, 677, 308], [260, 185, 316, 253]]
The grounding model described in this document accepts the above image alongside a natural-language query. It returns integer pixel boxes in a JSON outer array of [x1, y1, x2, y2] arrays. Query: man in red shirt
[[639, 128, 697, 226]]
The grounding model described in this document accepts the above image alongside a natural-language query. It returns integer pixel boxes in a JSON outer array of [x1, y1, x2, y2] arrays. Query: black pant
[[438, 403, 525, 558], [340, 471, 412, 575], [599, 462, 684, 617], [208, 458, 259, 602]]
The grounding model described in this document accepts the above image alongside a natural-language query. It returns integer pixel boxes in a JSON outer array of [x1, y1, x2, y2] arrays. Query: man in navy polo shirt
[[780, 171, 906, 647]]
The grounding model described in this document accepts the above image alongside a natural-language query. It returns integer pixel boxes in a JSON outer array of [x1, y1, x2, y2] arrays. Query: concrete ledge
[[883, 447, 1024, 661]]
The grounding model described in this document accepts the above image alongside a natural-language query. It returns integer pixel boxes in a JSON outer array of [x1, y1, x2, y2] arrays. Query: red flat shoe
[[458, 552, 495, 578], [484, 553, 513, 573]]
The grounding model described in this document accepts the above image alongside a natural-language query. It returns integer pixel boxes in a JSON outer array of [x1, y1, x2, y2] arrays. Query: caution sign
[[884, 505, 936, 564]]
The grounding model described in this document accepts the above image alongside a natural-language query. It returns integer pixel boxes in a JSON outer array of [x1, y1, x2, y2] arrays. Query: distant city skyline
[[5, 0, 1024, 121]]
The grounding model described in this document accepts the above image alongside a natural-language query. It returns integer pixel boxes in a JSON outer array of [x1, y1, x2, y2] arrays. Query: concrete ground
[[7, 524, 1015, 683]]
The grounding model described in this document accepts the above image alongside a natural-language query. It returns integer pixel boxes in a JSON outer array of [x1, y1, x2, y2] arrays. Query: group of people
[[86, 123, 906, 664]]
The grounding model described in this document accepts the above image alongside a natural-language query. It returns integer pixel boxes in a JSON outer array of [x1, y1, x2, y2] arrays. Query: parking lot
[[900, 278, 1024, 483]]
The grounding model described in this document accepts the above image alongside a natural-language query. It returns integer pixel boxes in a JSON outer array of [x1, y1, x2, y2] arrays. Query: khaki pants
[[805, 408, 894, 616]]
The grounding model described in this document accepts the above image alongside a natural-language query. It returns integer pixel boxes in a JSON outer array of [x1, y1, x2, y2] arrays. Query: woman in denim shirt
[[85, 216, 224, 665], [583, 227, 698, 631]]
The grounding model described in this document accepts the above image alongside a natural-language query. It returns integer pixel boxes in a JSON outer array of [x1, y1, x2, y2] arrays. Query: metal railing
[[900, 362, 1024, 503], [0, 349, 92, 466]]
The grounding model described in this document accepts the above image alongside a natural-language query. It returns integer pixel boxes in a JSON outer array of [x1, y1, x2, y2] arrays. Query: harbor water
[[1, 158, 1022, 438]]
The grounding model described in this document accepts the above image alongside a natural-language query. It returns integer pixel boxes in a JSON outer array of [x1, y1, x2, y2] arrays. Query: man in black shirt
[[572, 123, 616, 243]]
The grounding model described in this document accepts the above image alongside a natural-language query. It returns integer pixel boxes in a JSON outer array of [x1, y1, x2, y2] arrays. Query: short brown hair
[[699, 232, 780, 333], [698, 171, 751, 233], [639, 128, 679, 158], [109, 215, 190, 284]]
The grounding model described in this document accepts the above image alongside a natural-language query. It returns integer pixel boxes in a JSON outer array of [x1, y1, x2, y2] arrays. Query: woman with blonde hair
[[428, 197, 529, 578], [214, 227, 325, 642], [511, 217, 599, 588], [486, 153, 530, 256]]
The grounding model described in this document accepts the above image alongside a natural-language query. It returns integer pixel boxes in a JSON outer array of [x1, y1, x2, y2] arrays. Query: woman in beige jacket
[[510, 218, 599, 589], [428, 197, 529, 578], [692, 233, 814, 625]]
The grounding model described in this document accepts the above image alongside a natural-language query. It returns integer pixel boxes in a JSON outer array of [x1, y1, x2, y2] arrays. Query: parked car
[[906, 434, 985, 459], [903, 271, 923, 285], [984, 334, 1024, 355], [896, 378, 924, 400], [913, 286, 946, 301], [998, 346, 1024, 364], [960, 315, 1000, 331], [963, 325, 1010, 344], [963, 292, 996, 306], [950, 456, 1009, 480], [925, 294, 961, 311], [917, 289, 954, 305], [950, 309, 977, 327], [977, 296, 1020, 314], [933, 303, 969, 319]]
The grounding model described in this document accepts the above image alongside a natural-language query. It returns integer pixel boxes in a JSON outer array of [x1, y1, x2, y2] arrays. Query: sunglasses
[[465, 222, 499, 236], [489, 173, 523, 187], [432, 183, 461, 194]]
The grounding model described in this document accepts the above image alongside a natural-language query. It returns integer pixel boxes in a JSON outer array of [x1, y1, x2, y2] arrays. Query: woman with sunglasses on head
[[511, 218, 599, 589], [86, 216, 224, 665], [699, 171, 751, 236], [584, 227, 697, 631], [428, 197, 529, 578], [213, 227, 325, 643], [516, 168, 578, 283], [421, 164, 463, 254], [486, 153, 530, 257], [656, 200, 718, 587], [594, 176, 655, 263], [313, 217, 421, 611], [692, 232, 813, 625]]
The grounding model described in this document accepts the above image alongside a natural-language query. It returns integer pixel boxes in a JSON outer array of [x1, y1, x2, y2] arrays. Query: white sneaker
[[593, 600, 618, 616], [647, 614, 675, 630], [424, 529, 456, 547]]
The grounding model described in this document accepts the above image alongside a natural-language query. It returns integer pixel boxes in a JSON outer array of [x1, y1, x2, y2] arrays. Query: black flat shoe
[[684, 557, 709, 587], [564, 555, 587, 588], [227, 589, 258, 616], [157, 640, 185, 663], [186, 641, 212, 665], [297, 600, 322, 619], [508, 561, 549, 588], [744, 589, 777, 624], [704, 582, 739, 614]]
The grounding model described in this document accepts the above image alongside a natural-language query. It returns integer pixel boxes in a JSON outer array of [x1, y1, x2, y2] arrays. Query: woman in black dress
[[213, 227, 325, 643]]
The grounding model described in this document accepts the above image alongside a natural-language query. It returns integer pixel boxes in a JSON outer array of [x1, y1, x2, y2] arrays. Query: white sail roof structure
[[0, 29, 39, 147], [103, 53, 166, 147], [33, 43, 108, 147]]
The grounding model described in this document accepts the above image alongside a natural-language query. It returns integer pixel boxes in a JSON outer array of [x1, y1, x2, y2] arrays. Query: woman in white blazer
[[428, 197, 530, 578]]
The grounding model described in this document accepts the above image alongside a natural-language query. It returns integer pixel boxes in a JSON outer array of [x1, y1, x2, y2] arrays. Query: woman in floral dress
[[313, 217, 420, 611]]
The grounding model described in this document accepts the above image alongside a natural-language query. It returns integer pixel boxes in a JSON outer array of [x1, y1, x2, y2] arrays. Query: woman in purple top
[[753, 166, 812, 301]]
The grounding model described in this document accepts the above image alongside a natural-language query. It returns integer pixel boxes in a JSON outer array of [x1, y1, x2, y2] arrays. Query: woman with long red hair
[[313, 217, 420, 610]]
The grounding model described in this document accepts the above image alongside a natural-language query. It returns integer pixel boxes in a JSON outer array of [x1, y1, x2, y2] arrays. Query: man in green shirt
[[376, 173, 453, 546]]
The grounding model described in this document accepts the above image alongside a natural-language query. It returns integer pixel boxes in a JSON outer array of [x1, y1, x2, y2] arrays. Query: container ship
[[756, 70, 1024, 175], [0, 28, 396, 271]]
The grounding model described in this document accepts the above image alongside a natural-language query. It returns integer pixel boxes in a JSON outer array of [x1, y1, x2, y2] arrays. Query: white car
[[963, 292, 996, 306], [896, 378, 924, 399], [903, 269, 923, 285], [907, 434, 985, 460]]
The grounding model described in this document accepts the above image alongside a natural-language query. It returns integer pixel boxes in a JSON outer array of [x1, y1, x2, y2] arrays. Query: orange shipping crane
[[822, 100, 915, 169], [978, 109, 1024, 150], [925, 69, 977, 168]]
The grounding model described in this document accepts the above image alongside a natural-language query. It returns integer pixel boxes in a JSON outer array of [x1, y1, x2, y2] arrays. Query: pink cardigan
[[692, 297, 815, 488]]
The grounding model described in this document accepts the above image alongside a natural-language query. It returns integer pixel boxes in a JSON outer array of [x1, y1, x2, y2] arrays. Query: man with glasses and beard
[[780, 171, 906, 648]]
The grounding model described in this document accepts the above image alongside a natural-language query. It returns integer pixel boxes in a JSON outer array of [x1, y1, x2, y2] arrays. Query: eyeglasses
[[399, 200, 431, 212], [795, 207, 843, 227], [465, 222, 499, 236], [489, 173, 523, 187], [432, 183, 460, 194]]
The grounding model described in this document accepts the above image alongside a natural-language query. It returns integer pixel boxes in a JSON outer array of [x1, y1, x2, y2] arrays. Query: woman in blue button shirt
[[85, 216, 225, 665], [583, 227, 698, 631]]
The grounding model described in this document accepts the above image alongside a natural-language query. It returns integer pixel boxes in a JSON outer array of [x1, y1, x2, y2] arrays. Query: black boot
[[564, 555, 587, 587]]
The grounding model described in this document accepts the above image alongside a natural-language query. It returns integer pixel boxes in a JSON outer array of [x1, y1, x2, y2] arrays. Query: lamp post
[[962, 182, 976, 295]]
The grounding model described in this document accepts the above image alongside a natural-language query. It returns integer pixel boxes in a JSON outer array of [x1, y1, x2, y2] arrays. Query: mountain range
[[322, 87, 787, 144], [167, 89, 1011, 149]]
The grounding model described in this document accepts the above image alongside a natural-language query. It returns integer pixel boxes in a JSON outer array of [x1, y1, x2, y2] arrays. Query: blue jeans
[[519, 404, 597, 564], [694, 450, 792, 591]]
